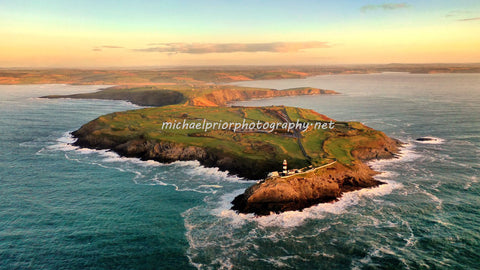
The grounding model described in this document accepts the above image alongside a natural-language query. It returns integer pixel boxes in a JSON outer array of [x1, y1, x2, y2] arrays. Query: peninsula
[[43, 84, 337, 107]]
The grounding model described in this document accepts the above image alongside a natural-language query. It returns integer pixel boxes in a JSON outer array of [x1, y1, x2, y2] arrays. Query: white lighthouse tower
[[283, 159, 288, 175]]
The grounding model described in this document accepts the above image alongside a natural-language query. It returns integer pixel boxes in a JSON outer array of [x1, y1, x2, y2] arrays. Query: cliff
[[230, 146, 400, 215], [231, 119, 402, 215], [190, 87, 337, 106], [72, 127, 282, 180], [71, 105, 401, 184]]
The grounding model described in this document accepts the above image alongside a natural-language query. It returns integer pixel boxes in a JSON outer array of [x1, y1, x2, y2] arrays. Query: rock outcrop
[[231, 136, 401, 216], [231, 161, 382, 216]]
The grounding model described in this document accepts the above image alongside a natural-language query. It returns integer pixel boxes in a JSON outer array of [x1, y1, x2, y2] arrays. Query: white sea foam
[[44, 131, 79, 152], [204, 142, 411, 228], [48, 132, 249, 193], [383, 141, 419, 163], [420, 190, 443, 210], [77, 150, 247, 184], [183, 180, 403, 268], [198, 184, 223, 189], [99, 151, 163, 167], [213, 178, 402, 228], [169, 160, 252, 184], [402, 220, 416, 247]]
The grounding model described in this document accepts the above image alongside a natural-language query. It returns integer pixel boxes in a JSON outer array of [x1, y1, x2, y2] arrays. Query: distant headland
[[1, 63, 480, 85]]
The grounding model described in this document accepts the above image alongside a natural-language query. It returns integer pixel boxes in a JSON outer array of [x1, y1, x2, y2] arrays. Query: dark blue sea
[[0, 73, 479, 269]]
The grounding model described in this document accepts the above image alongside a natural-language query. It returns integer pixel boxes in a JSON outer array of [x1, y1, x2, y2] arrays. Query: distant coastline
[[1, 63, 480, 85]]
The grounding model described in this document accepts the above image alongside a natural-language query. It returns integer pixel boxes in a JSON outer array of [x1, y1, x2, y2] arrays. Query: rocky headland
[[231, 145, 400, 216], [44, 79, 401, 216]]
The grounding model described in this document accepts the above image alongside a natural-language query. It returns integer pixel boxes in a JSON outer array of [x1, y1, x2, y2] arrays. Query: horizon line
[[2, 62, 480, 70]]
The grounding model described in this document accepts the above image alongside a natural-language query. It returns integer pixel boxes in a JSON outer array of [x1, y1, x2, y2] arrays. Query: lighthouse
[[283, 159, 288, 175]]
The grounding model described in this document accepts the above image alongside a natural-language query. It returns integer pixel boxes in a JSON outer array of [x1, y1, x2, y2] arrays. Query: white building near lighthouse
[[267, 159, 296, 178]]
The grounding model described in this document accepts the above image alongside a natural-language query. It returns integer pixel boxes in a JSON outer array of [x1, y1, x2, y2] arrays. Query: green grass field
[[81, 104, 389, 172]]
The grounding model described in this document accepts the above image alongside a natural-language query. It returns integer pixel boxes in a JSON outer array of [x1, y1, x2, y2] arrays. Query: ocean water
[[0, 73, 479, 269]]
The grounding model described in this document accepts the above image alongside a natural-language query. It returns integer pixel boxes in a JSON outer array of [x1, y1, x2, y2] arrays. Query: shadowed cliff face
[[71, 113, 297, 180], [44, 89, 185, 107], [71, 134, 291, 180], [71, 104, 401, 189]]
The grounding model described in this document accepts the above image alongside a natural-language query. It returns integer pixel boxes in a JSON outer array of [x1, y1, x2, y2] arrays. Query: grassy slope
[[80, 105, 387, 174]]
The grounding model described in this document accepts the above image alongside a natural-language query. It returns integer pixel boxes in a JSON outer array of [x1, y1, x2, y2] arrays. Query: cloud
[[100, 45, 124, 49], [92, 45, 124, 51], [445, 9, 471, 18], [361, 3, 409, 12], [457, 17, 480, 21], [444, 9, 480, 21], [133, 42, 330, 54]]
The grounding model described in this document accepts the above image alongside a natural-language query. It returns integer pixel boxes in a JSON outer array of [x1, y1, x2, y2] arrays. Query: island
[[45, 81, 402, 216]]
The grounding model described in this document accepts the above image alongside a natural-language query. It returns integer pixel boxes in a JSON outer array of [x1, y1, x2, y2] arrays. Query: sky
[[0, 0, 479, 67]]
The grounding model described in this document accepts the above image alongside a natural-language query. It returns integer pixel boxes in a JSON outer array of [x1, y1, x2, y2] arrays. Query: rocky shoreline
[[230, 131, 402, 215], [71, 131, 280, 180], [72, 118, 402, 215], [58, 82, 401, 216], [230, 155, 399, 216]]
